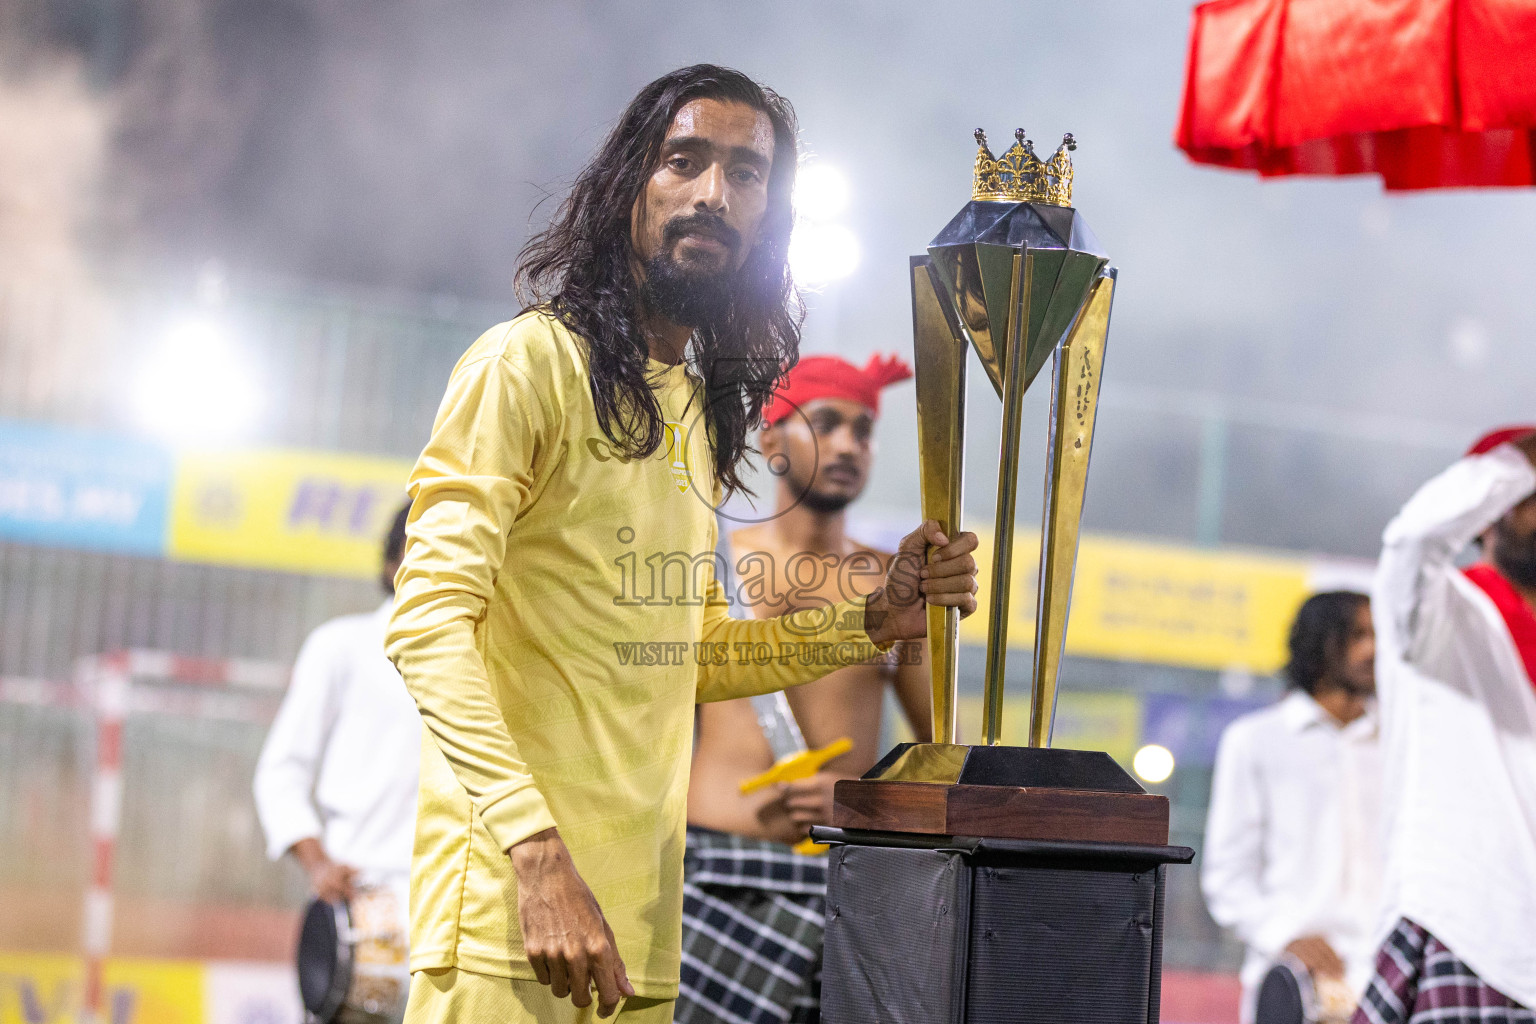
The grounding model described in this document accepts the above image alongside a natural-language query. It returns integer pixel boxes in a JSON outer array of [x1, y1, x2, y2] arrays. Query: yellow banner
[[1068, 535, 1310, 674], [157, 444, 1311, 673], [955, 691, 1142, 762], [894, 691, 1142, 763], [957, 528, 1310, 674], [0, 953, 203, 1024], [167, 449, 411, 579]]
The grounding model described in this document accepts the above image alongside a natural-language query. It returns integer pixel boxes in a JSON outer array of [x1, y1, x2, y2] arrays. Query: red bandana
[[1463, 563, 1536, 689], [1466, 425, 1536, 457], [761, 354, 913, 427]]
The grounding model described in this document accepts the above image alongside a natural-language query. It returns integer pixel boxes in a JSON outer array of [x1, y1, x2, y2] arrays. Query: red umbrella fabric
[[1176, 0, 1536, 189]]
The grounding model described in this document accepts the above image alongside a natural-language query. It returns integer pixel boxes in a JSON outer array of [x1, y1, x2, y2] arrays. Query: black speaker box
[[812, 829, 1193, 1024]]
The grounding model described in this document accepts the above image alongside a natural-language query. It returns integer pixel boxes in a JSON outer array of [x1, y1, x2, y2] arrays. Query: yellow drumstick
[[738, 737, 853, 855]]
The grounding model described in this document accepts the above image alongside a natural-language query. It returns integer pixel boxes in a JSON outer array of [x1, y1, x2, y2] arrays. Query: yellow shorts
[[404, 968, 675, 1024]]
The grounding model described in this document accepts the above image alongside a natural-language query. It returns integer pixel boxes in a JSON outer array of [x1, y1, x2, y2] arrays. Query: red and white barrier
[[0, 649, 289, 1024], [81, 658, 129, 1024]]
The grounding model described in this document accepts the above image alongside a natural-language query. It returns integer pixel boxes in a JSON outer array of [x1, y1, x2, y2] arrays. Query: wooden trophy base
[[831, 742, 1170, 846], [817, 744, 1192, 1024]]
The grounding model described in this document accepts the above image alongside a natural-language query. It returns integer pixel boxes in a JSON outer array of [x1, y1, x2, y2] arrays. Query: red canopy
[[1176, 0, 1536, 189]]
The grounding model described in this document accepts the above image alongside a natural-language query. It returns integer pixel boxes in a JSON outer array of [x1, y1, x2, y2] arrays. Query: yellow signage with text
[[0, 953, 203, 1024], [895, 691, 1142, 763], [956, 692, 1142, 762], [1069, 534, 1310, 673], [957, 528, 1310, 674], [159, 445, 1312, 673], [167, 449, 412, 579]]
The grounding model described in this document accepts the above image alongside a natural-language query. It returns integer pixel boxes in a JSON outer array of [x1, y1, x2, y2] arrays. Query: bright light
[[795, 163, 850, 221], [789, 222, 861, 286], [1133, 744, 1175, 784], [133, 319, 262, 443]]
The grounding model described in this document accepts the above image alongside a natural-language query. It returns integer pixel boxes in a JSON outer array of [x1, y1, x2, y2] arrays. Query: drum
[[297, 885, 410, 1024], [1255, 956, 1358, 1024]]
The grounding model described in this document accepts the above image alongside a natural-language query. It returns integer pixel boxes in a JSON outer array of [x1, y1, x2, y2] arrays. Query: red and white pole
[[81, 653, 129, 1024]]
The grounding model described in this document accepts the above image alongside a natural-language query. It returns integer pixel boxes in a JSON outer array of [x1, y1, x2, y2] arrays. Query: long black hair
[[515, 64, 802, 498], [1284, 590, 1369, 694]]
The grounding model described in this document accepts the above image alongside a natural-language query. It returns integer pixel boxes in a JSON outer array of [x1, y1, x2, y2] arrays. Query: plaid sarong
[[674, 827, 828, 1024], [1353, 919, 1533, 1024]]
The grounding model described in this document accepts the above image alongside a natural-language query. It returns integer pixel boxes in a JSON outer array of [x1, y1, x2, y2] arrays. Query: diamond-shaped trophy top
[[926, 128, 1110, 399]]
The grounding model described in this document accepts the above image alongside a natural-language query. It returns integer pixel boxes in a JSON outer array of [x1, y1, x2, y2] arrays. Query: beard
[[640, 213, 741, 329], [1492, 518, 1536, 588], [1337, 668, 1376, 698], [798, 487, 854, 515], [783, 466, 855, 514]]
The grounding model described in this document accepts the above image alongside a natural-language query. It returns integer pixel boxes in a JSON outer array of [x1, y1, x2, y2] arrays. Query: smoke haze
[[7, 0, 1536, 554]]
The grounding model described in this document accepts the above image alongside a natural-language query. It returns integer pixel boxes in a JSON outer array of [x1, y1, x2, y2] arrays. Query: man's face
[[762, 398, 875, 514], [1332, 602, 1376, 696], [630, 98, 775, 326], [1488, 494, 1536, 589]]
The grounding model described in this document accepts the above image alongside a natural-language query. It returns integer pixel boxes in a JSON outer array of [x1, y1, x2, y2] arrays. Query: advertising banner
[[166, 449, 411, 579], [0, 954, 301, 1024], [0, 421, 171, 556], [0, 417, 1326, 673], [1067, 535, 1312, 674], [201, 961, 302, 1024], [0, 953, 203, 1024], [956, 527, 1311, 674]]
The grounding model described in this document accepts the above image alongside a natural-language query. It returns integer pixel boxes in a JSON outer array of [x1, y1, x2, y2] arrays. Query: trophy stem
[[910, 257, 967, 745], [1029, 273, 1116, 747], [980, 253, 1032, 746]]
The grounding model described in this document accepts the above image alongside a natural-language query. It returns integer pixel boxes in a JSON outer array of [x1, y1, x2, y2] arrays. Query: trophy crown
[[971, 128, 1075, 206]]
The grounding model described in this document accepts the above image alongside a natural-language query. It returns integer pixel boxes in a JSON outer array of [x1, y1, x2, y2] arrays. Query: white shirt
[[254, 599, 422, 878], [1373, 442, 1536, 1008], [1202, 691, 1383, 1021]]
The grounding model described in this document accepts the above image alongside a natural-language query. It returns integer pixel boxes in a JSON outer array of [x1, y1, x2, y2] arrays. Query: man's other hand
[[510, 828, 635, 1018], [1285, 935, 1345, 980], [290, 838, 357, 905], [865, 520, 979, 648]]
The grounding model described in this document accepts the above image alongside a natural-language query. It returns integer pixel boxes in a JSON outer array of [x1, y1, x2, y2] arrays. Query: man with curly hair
[[385, 65, 980, 1024], [1203, 590, 1382, 1023]]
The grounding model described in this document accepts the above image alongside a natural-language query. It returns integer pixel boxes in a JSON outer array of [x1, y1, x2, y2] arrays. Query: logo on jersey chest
[[584, 420, 694, 494], [662, 421, 691, 493]]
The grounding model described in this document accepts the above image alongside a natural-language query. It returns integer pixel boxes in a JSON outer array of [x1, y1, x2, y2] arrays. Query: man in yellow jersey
[[385, 65, 980, 1024]]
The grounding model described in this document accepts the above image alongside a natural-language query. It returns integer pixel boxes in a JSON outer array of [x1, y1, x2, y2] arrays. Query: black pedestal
[[809, 828, 1194, 1024]]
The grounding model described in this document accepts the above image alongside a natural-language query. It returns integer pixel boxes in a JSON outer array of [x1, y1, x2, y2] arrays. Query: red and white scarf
[[1464, 562, 1536, 689]]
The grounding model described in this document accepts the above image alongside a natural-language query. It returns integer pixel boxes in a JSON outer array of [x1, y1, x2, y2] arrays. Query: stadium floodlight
[[794, 162, 851, 221], [133, 318, 262, 444], [789, 222, 862, 287], [1132, 743, 1175, 784]]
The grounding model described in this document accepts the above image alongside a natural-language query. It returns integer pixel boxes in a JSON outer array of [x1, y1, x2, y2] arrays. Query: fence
[[0, 269, 1482, 1005]]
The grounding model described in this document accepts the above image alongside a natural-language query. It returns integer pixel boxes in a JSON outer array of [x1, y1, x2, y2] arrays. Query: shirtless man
[[675, 353, 937, 1024]]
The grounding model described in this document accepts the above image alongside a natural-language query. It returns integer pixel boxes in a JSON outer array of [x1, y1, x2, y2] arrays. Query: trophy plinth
[[831, 742, 1170, 846], [814, 130, 1192, 1024]]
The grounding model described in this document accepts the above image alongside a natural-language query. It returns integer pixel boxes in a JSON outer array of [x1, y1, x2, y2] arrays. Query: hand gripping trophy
[[814, 130, 1193, 1024]]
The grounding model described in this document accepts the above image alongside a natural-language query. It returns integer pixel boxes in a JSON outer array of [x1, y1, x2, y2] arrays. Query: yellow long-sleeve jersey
[[385, 311, 879, 997]]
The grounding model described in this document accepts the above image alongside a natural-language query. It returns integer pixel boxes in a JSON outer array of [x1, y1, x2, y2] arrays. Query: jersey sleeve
[[386, 343, 560, 853]]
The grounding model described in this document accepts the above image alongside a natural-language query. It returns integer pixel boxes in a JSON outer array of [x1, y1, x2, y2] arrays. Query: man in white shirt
[[254, 502, 421, 915], [1203, 590, 1382, 1023], [1353, 428, 1536, 1024]]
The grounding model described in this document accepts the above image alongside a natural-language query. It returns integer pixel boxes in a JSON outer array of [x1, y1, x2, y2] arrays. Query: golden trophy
[[828, 129, 1167, 845], [813, 128, 1191, 1024]]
